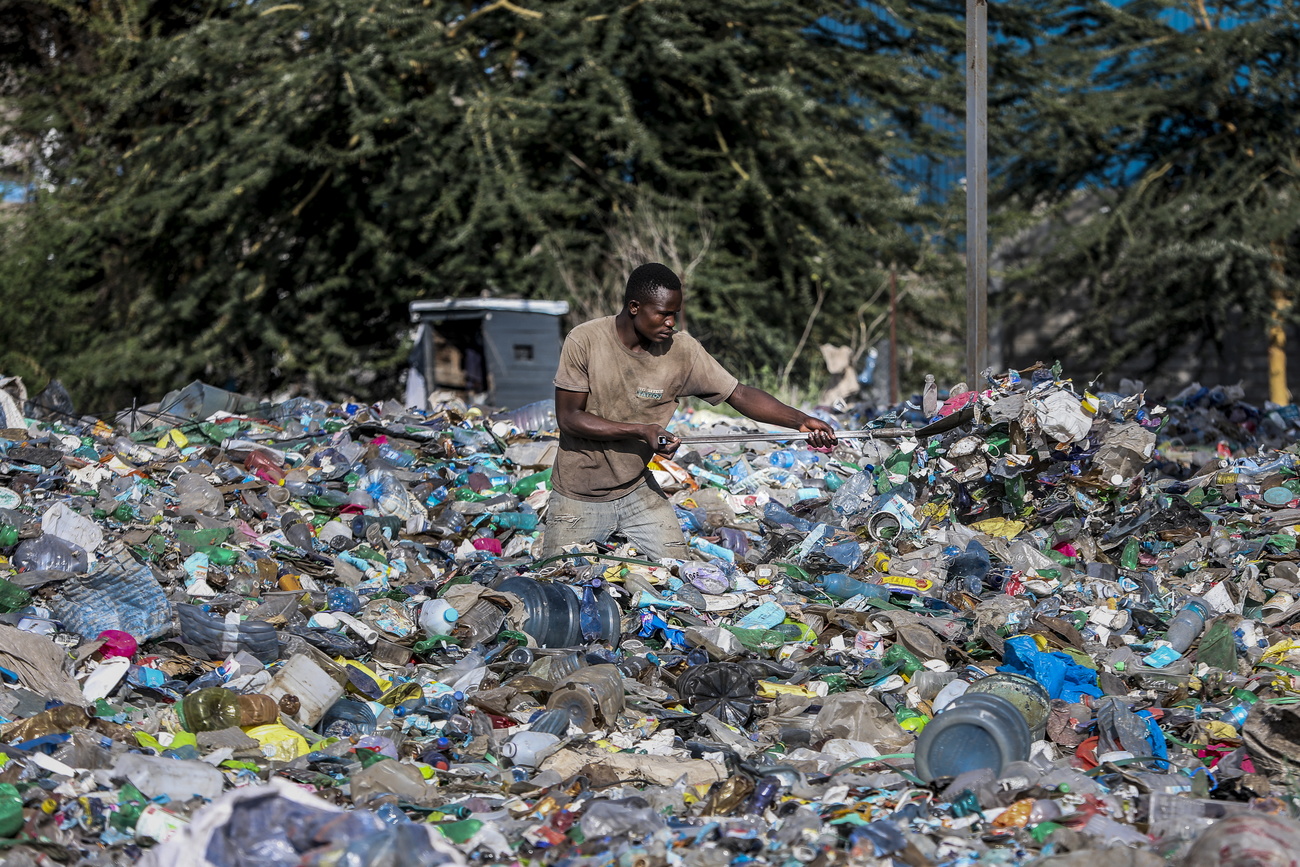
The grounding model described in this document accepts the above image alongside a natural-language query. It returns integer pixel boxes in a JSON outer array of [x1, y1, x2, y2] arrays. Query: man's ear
[[626, 300, 639, 316]]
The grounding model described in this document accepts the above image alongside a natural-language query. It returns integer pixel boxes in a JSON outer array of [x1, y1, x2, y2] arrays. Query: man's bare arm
[[554, 389, 681, 456]]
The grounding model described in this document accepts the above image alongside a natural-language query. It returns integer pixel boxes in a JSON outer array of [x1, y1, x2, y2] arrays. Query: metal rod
[[670, 429, 915, 446], [663, 406, 979, 448], [966, 0, 989, 385]]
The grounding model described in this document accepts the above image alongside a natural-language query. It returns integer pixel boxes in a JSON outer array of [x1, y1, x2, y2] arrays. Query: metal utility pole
[[966, 0, 989, 385], [889, 267, 900, 406]]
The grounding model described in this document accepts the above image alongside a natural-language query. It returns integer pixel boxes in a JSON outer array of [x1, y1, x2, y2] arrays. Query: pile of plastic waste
[[2, 365, 1300, 867]]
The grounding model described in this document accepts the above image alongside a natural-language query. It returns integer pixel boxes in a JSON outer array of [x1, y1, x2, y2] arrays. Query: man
[[542, 262, 837, 559]]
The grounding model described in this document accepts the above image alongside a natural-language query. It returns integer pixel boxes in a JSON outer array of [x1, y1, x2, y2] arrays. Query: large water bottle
[[1165, 598, 1212, 654], [946, 540, 991, 594], [913, 693, 1032, 781]]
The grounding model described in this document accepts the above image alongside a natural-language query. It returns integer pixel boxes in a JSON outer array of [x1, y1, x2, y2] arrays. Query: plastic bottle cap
[[446, 609, 459, 622]]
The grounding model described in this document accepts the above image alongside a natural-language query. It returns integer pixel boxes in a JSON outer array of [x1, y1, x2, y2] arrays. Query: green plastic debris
[[435, 818, 483, 844], [0, 783, 20, 837], [0, 578, 31, 614], [108, 783, 146, 833]]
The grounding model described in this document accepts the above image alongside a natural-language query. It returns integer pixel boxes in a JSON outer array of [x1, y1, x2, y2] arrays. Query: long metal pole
[[889, 267, 899, 405], [966, 0, 989, 385]]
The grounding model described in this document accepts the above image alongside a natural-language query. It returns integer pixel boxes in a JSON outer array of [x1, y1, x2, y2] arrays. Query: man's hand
[[643, 425, 681, 458], [800, 416, 838, 449]]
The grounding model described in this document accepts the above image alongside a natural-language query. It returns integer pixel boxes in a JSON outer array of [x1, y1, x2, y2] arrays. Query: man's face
[[629, 289, 682, 343]]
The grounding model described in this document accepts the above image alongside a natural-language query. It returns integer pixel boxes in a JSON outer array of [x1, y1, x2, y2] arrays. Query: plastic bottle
[[894, 705, 930, 733], [175, 473, 226, 519], [503, 708, 569, 769], [830, 471, 877, 518], [546, 664, 626, 731], [1223, 688, 1259, 728], [946, 540, 991, 594], [263, 654, 346, 726], [820, 573, 890, 602], [0, 783, 22, 837], [716, 527, 749, 555], [769, 450, 796, 469], [326, 586, 362, 615], [284, 480, 350, 507], [12, 535, 89, 573], [964, 672, 1051, 740], [691, 538, 735, 563], [244, 450, 286, 484], [180, 688, 278, 732], [497, 576, 620, 648], [278, 511, 315, 552], [508, 399, 558, 433], [376, 443, 416, 468], [746, 776, 782, 815], [501, 729, 561, 768], [1120, 537, 1140, 570], [492, 512, 539, 531], [175, 604, 281, 663], [1166, 598, 1212, 654], [419, 599, 460, 638], [512, 469, 552, 497]]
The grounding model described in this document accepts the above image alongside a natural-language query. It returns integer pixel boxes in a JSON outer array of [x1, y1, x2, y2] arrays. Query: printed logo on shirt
[[635, 386, 665, 400]]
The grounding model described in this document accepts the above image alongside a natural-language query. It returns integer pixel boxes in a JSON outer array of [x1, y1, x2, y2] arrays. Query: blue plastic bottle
[[769, 450, 796, 469], [946, 540, 991, 594], [820, 573, 890, 602]]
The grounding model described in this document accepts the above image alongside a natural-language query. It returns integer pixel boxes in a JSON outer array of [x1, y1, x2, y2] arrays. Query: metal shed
[[407, 298, 569, 410]]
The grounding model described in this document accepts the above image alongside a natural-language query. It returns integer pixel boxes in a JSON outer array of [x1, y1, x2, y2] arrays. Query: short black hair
[[624, 263, 682, 306]]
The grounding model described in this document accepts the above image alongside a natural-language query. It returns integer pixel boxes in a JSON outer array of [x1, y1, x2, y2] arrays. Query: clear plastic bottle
[[508, 399, 558, 433], [376, 443, 416, 468], [175, 473, 226, 519], [244, 450, 286, 484], [1166, 598, 1212, 654]]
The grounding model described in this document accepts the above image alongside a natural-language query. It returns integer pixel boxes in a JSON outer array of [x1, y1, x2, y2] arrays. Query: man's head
[[623, 263, 682, 344]]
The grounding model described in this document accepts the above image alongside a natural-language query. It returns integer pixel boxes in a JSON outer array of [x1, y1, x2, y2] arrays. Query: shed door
[[481, 311, 562, 409]]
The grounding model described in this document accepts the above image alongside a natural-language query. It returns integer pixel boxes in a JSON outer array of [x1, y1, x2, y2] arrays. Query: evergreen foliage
[[0, 0, 963, 407], [990, 0, 1300, 376]]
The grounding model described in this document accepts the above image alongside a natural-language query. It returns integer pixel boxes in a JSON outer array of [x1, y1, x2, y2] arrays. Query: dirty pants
[[541, 483, 688, 560]]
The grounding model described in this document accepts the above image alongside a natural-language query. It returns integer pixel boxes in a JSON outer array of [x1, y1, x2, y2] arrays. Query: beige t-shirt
[[551, 316, 739, 501]]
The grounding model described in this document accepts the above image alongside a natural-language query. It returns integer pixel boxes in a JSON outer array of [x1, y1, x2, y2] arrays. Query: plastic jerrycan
[[419, 599, 460, 638]]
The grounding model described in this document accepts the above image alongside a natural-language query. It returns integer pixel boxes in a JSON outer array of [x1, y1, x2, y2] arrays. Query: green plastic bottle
[[894, 705, 930, 733]]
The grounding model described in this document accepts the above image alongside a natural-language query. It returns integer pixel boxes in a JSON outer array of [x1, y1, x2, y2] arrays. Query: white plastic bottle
[[419, 599, 460, 638]]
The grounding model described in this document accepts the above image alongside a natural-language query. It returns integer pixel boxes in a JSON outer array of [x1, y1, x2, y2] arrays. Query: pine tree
[[989, 0, 1300, 384], [1, 0, 966, 406]]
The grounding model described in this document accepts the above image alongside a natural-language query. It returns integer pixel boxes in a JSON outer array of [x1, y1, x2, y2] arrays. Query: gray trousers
[[541, 483, 688, 560]]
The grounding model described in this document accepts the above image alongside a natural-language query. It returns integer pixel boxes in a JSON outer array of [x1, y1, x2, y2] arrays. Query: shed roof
[[409, 298, 569, 322]]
